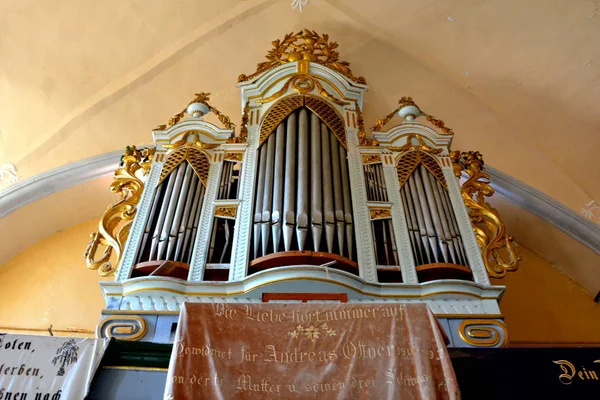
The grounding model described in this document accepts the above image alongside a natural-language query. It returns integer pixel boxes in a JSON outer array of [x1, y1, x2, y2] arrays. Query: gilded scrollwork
[[96, 315, 148, 341], [451, 151, 521, 278], [355, 104, 379, 146], [84, 146, 154, 276], [362, 154, 381, 164], [371, 97, 454, 136], [458, 319, 508, 347], [156, 92, 235, 131], [215, 206, 237, 219], [369, 208, 392, 220], [386, 133, 443, 155], [228, 101, 249, 143], [238, 30, 367, 85]]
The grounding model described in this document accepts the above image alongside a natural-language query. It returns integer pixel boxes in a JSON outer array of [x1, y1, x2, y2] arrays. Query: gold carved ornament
[[156, 92, 236, 131], [387, 133, 443, 155], [228, 101, 249, 143], [84, 146, 155, 276], [362, 154, 381, 164], [355, 103, 379, 147], [238, 30, 367, 85], [369, 208, 392, 220], [458, 319, 508, 347], [215, 206, 237, 219], [96, 315, 148, 341], [451, 151, 521, 278], [256, 75, 349, 106], [371, 97, 454, 135]]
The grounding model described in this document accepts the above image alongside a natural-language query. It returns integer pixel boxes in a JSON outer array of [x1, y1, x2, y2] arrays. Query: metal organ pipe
[[339, 145, 353, 259], [271, 123, 285, 253], [310, 114, 323, 252], [407, 175, 431, 263], [253, 143, 267, 258], [330, 133, 345, 255], [261, 133, 276, 256], [321, 122, 335, 254], [296, 109, 309, 251], [282, 112, 297, 252]]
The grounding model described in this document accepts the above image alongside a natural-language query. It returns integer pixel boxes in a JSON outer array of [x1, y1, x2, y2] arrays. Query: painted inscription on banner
[[164, 303, 460, 399], [0, 334, 105, 400]]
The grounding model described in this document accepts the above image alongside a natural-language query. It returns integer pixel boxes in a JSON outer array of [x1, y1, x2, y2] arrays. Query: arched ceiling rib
[[0, 0, 598, 219]]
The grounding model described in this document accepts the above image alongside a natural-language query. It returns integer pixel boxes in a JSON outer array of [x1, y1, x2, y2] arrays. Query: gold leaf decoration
[[362, 154, 381, 164], [386, 133, 443, 155], [451, 151, 521, 278], [371, 97, 454, 136], [155, 92, 235, 131], [369, 208, 392, 220], [355, 104, 378, 146], [228, 101, 249, 143], [215, 206, 237, 219], [84, 146, 155, 276], [238, 30, 366, 85]]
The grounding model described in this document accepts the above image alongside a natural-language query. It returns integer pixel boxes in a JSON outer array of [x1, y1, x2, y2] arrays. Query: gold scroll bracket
[[84, 146, 154, 276], [451, 151, 521, 278]]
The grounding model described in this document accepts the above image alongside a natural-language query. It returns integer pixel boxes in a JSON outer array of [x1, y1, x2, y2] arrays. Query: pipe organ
[[92, 30, 519, 348]]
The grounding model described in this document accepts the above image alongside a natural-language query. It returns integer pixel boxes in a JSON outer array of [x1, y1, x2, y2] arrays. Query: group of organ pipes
[[252, 109, 354, 262]]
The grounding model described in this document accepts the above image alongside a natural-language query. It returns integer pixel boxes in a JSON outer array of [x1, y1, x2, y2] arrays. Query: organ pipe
[[296, 109, 309, 251], [282, 112, 297, 252], [310, 114, 323, 252], [261, 133, 276, 256], [253, 143, 267, 258], [321, 122, 335, 253], [330, 133, 345, 255], [339, 145, 354, 259], [271, 123, 285, 253]]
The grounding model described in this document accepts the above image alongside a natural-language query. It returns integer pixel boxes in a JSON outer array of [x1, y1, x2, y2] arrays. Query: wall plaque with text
[[164, 302, 459, 399]]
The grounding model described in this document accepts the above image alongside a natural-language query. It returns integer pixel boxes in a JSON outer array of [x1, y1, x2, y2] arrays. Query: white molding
[[0, 150, 122, 218], [443, 166, 490, 285], [383, 163, 418, 283], [100, 265, 504, 313], [487, 166, 600, 255]]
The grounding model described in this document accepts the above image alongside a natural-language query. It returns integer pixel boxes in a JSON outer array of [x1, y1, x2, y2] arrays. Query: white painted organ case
[[95, 31, 520, 348]]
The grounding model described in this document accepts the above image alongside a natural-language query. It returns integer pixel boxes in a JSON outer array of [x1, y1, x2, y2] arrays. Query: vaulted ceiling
[[1, 0, 599, 216]]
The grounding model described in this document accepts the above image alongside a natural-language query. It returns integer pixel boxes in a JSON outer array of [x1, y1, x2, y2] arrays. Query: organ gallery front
[[85, 29, 522, 398]]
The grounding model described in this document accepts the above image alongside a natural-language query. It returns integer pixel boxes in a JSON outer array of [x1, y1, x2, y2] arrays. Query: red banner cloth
[[165, 302, 459, 399]]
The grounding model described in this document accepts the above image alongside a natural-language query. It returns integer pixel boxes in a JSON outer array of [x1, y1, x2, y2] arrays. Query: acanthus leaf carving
[[84, 146, 154, 276], [451, 150, 521, 278]]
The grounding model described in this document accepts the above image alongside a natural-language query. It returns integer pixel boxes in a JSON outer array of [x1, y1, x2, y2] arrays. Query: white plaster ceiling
[[0, 0, 599, 218]]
